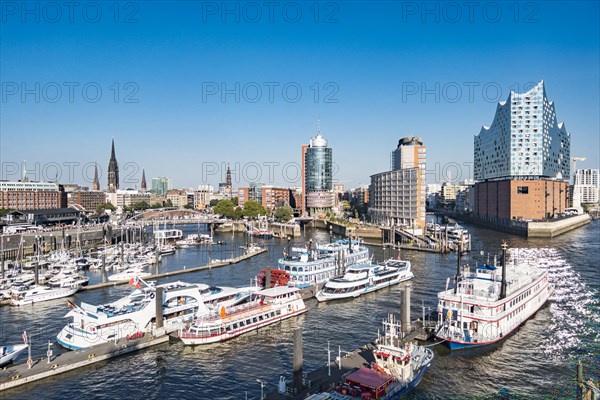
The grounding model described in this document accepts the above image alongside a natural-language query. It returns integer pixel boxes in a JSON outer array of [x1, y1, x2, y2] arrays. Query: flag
[[129, 276, 141, 289], [22, 331, 27, 345], [67, 299, 77, 309]]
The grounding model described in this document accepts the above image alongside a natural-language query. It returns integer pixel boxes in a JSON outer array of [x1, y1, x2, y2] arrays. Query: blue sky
[[1, 1, 599, 190]]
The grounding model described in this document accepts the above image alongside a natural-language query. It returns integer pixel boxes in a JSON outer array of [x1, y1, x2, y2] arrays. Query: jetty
[[82, 247, 268, 291], [0, 334, 169, 392]]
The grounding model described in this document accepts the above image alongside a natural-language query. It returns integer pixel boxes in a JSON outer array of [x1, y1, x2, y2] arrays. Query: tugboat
[[435, 243, 552, 350], [307, 314, 434, 399]]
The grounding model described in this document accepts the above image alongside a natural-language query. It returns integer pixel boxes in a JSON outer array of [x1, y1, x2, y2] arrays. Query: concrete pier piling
[[293, 328, 303, 390], [402, 285, 411, 335], [155, 287, 164, 329]]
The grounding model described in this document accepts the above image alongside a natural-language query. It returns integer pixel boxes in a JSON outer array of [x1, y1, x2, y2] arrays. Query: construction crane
[[571, 157, 587, 183]]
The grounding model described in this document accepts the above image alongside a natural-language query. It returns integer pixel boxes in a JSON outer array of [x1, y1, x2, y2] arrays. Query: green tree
[[96, 203, 116, 215], [274, 205, 293, 222], [232, 197, 239, 206], [232, 206, 244, 220], [213, 199, 235, 218], [165, 199, 173, 207], [209, 199, 219, 207], [184, 203, 195, 210], [242, 199, 263, 219], [0, 209, 14, 217]]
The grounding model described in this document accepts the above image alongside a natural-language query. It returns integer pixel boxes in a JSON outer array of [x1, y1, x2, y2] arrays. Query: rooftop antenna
[[316, 117, 321, 135]]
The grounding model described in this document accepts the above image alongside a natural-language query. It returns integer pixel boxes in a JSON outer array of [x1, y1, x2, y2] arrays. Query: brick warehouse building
[[473, 81, 571, 224], [474, 179, 569, 222]]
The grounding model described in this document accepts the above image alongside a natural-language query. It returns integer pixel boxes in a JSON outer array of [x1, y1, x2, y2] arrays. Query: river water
[[1, 221, 598, 399]]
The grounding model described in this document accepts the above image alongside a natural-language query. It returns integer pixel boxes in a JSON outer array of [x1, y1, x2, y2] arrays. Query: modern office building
[[573, 169, 599, 204], [369, 137, 426, 231], [152, 177, 171, 196], [473, 81, 570, 223], [302, 132, 334, 216], [0, 181, 66, 210]]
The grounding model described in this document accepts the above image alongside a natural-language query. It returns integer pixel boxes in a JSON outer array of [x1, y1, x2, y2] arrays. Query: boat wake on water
[[511, 247, 600, 359]]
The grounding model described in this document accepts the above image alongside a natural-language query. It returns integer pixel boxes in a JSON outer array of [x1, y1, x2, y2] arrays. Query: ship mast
[[499, 242, 508, 299]]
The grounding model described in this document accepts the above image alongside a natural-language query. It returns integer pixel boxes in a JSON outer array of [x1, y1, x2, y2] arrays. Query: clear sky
[[1, 1, 599, 190]]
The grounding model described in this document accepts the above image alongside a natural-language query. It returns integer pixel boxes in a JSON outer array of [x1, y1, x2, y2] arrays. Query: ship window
[[517, 186, 529, 194]]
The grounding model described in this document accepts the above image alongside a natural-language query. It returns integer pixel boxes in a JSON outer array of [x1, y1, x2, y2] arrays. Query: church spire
[[108, 138, 119, 192], [140, 169, 147, 193], [92, 163, 100, 191]]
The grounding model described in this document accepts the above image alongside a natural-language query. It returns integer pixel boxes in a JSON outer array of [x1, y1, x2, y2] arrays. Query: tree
[[184, 203, 195, 210], [274, 205, 293, 222], [165, 199, 173, 208], [232, 206, 244, 220], [232, 197, 239, 206], [242, 199, 263, 219], [96, 203, 116, 215], [209, 199, 219, 207], [213, 199, 235, 218]]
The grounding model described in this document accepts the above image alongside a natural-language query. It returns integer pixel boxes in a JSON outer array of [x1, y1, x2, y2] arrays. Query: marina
[[0, 222, 597, 399]]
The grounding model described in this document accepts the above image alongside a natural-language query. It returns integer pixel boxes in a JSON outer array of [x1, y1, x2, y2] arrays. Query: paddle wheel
[[257, 269, 290, 288]]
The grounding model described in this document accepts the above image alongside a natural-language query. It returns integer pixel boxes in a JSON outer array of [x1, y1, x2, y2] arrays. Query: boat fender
[[51, 364, 58, 369], [88, 353, 95, 359], [11, 374, 20, 380]]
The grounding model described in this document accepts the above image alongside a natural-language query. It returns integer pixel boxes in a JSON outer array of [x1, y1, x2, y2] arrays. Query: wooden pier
[[0, 334, 169, 392], [81, 248, 268, 291]]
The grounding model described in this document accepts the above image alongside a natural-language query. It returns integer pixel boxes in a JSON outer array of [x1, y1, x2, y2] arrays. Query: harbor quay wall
[[527, 214, 591, 237], [0, 227, 125, 260]]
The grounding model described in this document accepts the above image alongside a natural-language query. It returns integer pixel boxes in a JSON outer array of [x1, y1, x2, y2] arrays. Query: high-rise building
[[474, 81, 570, 180], [91, 163, 100, 191], [107, 139, 119, 192], [302, 131, 334, 216], [151, 177, 171, 196], [573, 169, 599, 204], [369, 137, 426, 231], [473, 81, 570, 223]]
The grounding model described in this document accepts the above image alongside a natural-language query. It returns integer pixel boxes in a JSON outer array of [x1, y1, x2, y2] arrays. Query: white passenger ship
[[56, 280, 255, 350], [180, 286, 307, 345], [278, 239, 370, 288], [315, 260, 413, 302], [435, 244, 552, 350]]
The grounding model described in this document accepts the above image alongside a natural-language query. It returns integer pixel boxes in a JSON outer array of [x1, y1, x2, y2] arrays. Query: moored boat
[[315, 260, 413, 302], [0, 342, 28, 366], [279, 239, 371, 288], [180, 286, 307, 345], [435, 243, 552, 350], [10, 285, 79, 306]]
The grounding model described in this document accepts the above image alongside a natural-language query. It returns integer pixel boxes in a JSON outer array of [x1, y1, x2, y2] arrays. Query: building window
[[517, 186, 529, 194]]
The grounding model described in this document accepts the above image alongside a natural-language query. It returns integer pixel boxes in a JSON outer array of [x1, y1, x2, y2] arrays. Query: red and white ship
[[180, 286, 307, 345]]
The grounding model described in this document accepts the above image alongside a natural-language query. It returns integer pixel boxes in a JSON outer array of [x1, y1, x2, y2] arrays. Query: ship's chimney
[[287, 236, 292, 261], [348, 233, 353, 254], [454, 240, 462, 294], [500, 243, 508, 299]]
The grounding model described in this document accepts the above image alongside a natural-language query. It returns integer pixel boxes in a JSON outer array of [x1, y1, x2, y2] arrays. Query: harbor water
[[0, 221, 598, 399]]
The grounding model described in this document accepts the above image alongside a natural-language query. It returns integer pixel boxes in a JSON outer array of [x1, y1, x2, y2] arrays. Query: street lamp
[[256, 379, 265, 400]]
